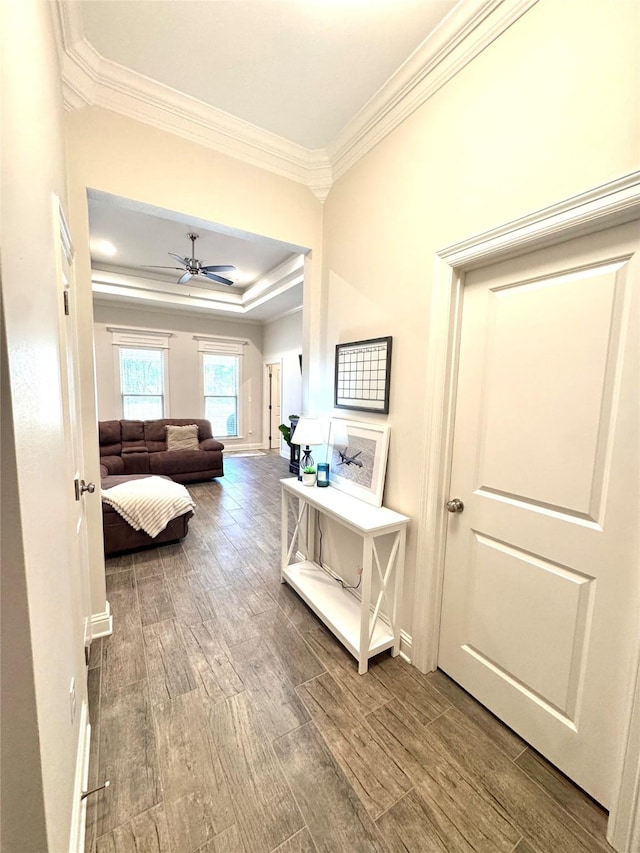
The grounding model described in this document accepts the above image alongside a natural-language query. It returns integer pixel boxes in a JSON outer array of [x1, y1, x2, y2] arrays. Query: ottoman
[[101, 474, 193, 556]]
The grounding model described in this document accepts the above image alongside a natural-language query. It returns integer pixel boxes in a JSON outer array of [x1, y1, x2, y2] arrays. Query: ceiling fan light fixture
[[142, 232, 237, 286]]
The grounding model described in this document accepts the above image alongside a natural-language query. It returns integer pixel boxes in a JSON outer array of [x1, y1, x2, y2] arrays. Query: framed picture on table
[[327, 419, 390, 507]]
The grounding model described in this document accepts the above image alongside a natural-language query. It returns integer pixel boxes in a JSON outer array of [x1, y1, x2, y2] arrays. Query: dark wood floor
[[86, 452, 613, 853]]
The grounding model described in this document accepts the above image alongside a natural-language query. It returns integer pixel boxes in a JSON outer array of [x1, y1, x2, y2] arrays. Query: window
[[109, 327, 172, 420], [203, 353, 239, 437], [119, 347, 165, 419], [195, 335, 247, 438]]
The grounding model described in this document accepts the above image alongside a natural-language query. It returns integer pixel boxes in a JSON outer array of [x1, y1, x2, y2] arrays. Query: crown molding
[[54, 1, 333, 199], [54, 0, 537, 200], [328, 0, 539, 180]]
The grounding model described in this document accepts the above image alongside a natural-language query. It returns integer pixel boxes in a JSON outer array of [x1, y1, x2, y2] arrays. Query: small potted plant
[[279, 415, 300, 475], [302, 465, 316, 486]]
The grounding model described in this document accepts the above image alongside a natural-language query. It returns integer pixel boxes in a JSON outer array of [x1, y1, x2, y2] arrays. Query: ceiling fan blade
[[200, 264, 237, 273], [201, 271, 234, 286], [168, 253, 189, 267], [178, 271, 192, 284], [140, 265, 185, 270]]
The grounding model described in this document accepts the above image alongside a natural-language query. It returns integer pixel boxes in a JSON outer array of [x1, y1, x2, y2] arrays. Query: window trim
[[195, 335, 247, 439], [110, 326, 173, 419]]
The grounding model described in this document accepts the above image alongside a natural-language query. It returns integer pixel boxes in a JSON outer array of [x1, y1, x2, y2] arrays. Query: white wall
[[321, 0, 640, 646], [93, 303, 265, 447], [263, 310, 303, 455], [0, 0, 88, 848]]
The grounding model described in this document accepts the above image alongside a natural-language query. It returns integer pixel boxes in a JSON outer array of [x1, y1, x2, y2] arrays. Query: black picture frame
[[334, 336, 392, 415]]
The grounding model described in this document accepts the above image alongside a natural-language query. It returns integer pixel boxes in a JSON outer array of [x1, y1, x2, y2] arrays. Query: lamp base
[[298, 446, 314, 480]]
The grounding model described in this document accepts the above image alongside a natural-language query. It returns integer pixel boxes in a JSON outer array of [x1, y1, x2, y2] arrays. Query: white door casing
[[412, 171, 640, 851], [438, 222, 639, 808]]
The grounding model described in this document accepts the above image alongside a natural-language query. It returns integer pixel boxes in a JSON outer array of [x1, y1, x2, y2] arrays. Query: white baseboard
[[91, 601, 113, 638], [224, 441, 265, 452], [69, 702, 91, 853], [399, 630, 413, 664]]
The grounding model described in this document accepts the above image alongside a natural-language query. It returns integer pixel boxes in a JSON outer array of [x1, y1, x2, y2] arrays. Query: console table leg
[[391, 527, 407, 656], [359, 535, 373, 674], [280, 490, 288, 582]]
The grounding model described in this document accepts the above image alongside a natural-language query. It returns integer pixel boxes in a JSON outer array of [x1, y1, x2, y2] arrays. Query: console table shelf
[[280, 477, 409, 674]]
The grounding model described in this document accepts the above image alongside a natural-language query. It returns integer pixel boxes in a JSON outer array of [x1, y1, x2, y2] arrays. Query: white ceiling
[[76, 0, 460, 150], [64, 0, 492, 323]]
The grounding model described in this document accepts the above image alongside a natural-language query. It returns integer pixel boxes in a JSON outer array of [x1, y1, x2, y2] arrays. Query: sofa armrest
[[100, 455, 125, 476], [199, 438, 225, 452]]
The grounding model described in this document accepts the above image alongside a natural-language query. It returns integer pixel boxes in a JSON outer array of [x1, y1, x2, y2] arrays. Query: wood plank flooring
[[86, 452, 613, 853]]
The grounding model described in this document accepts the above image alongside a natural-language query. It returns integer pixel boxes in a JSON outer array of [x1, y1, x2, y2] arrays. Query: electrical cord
[[316, 513, 363, 590]]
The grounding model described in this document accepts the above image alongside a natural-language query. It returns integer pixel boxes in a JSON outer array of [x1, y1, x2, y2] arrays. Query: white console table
[[280, 478, 409, 674]]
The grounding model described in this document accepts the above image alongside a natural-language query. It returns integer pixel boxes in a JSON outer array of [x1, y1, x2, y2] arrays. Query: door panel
[[438, 222, 640, 807], [477, 263, 619, 516]]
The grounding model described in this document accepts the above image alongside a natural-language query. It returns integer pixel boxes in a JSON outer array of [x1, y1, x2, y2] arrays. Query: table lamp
[[290, 416, 324, 480]]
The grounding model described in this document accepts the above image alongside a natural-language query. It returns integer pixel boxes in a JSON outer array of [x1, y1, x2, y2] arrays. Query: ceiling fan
[[143, 232, 237, 285]]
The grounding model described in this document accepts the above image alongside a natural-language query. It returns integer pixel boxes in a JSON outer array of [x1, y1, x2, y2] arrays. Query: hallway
[[86, 453, 612, 852]]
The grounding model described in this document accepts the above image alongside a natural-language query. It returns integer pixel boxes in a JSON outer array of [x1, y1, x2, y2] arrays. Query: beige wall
[[0, 0, 88, 848], [263, 311, 303, 454], [93, 304, 265, 446], [321, 0, 640, 640]]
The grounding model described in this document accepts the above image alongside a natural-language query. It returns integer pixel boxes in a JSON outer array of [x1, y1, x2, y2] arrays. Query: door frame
[[411, 170, 640, 852], [263, 359, 283, 450]]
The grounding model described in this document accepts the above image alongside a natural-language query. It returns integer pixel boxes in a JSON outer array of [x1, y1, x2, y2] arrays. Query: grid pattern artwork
[[334, 336, 392, 414]]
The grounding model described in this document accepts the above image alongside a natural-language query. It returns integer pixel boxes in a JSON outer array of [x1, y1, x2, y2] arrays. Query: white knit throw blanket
[[101, 476, 195, 538]]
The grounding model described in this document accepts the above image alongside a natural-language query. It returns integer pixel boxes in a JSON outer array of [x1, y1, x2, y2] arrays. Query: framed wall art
[[327, 419, 390, 507], [334, 336, 392, 414]]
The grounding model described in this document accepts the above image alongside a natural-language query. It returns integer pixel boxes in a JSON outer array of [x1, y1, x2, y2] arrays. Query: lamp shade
[[290, 416, 324, 447]]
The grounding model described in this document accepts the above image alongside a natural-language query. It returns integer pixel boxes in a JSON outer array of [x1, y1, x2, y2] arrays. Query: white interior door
[[55, 200, 92, 654], [438, 221, 640, 807], [267, 362, 281, 449]]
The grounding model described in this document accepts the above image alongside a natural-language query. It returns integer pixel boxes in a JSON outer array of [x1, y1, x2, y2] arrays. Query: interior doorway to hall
[[266, 362, 281, 450]]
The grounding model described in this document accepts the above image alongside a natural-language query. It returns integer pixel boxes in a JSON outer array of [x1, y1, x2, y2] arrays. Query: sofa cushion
[[123, 451, 150, 474], [122, 420, 145, 443], [99, 420, 122, 456], [166, 423, 199, 451], [149, 450, 217, 476]]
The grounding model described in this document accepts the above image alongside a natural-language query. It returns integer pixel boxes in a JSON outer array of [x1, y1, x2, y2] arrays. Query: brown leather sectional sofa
[[98, 418, 224, 483], [99, 418, 224, 555]]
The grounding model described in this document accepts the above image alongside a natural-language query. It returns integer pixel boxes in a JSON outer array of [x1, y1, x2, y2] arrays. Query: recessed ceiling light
[[232, 271, 257, 285], [90, 238, 117, 257]]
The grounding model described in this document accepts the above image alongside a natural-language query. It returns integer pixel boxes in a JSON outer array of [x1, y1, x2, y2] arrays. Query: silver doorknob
[[75, 478, 96, 500], [446, 498, 464, 513]]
